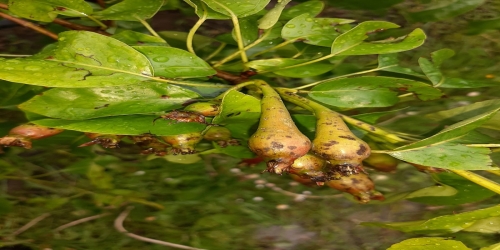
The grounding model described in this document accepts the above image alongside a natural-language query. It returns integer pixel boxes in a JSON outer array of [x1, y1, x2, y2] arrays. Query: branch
[[54, 213, 110, 232], [215, 69, 257, 85], [0, 12, 58, 40], [9, 213, 51, 237], [114, 206, 206, 250]]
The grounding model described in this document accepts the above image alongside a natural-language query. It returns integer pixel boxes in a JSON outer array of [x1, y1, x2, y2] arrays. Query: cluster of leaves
[[1, 0, 500, 249]]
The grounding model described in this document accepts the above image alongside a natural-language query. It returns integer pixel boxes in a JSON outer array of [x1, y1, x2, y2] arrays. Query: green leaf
[[279, 1, 324, 20], [331, 21, 425, 55], [185, 0, 229, 19], [419, 56, 498, 88], [32, 115, 206, 136], [397, 105, 500, 149], [212, 90, 261, 139], [18, 82, 200, 120], [246, 58, 334, 77], [388, 237, 470, 250], [407, 173, 496, 205], [481, 242, 500, 250], [159, 31, 215, 50], [308, 76, 442, 108], [87, 162, 114, 189], [466, 18, 500, 35], [431, 48, 455, 67], [134, 46, 216, 78], [0, 31, 154, 88], [112, 30, 169, 46], [281, 14, 354, 47], [0, 81, 44, 108], [463, 217, 500, 234], [363, 205, 500, 234], [389, 143, 492, 170], [235, 16, 260, 46], [425, 100, 500, 131], [201, 0, 270, 18], [352, 108, 408, 124], [378, 54, 425, 77], [326, 0, 404, 10], [405, 0, 487, 22], [8, 0, 93, 22], [258, 0, 291, 29], [92, 0, 164, 21]]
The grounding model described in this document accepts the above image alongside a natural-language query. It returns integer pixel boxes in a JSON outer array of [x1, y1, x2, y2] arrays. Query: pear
[[184, 102, 220, 117], [203, 126, 232, 141], [248, 81, 311, 174], [326, 171, 384, 203], [162, 132, 203, 155], [0, 124, 63, 149], [363, 153, 399, 172], [289, 154, 327, 184]]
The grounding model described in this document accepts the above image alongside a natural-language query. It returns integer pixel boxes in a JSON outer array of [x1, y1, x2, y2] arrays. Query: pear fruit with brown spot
[[248, 81, 311, 174], [325, 170, 384, 203], [276, 89, 370, 169], [289, 154, 327, 184], [162, 132, 203, 155], [184, 102, 220, 117], [0, 124, 63, 149]]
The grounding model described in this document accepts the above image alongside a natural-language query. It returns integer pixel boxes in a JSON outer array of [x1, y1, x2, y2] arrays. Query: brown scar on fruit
[[154, 110, 206, 124]]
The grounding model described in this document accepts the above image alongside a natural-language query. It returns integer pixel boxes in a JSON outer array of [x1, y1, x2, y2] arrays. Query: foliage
[[1, 0, 500, 249]]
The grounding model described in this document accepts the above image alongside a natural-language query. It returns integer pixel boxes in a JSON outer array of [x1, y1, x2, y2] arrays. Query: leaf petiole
[[187, 5, 209, 55], [451, 170, 500, 195]]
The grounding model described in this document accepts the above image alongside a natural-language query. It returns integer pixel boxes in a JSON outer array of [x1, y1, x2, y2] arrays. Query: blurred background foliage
[[1, 0, 500, 249]]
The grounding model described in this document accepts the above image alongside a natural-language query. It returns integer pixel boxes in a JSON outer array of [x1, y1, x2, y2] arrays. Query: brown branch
[[114, 206, 206, 250], [54, 213, 110, 232], [9, 213, 51, 237], [97, 0, 106, 9], [0, 3, 7, 9], [0, 12, 58, 40], [214, 69, 257, 85]]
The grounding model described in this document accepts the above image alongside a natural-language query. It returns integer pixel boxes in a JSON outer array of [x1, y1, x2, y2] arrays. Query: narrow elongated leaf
[[481, 243, 500, 250], [280, 1, 324, 20], [425, 100, 500, 130], [32, 115, 206, 136], [327, 0, 404, 10], [258, 0, 291, 29], [309, 76, 442, 108], [18, 82, 200, 120], [398, 105, 500, 150], [0, 81, 44, 108], [378, 54, 425, 77], [331, 21, 425, 55], [0, 31, 154, 88], [112, 31, 169, 46], [92, 0, 164, 20], [431, 48, 455, 67], [281, 14, 354, 47], [213, 142, 255, 158], [212, 90, 261, 139], [388, 238, 470, 250], [389, 143, 492, 170], [134, 46, 216, 78], [8, 0, 92, 22], [201, 0, 270, 18], [405, 0, 487, 22], [363, 205, 500, 234], [185, 0, 229, 19], [246, 58, 334, 77], [463, 217, 500, 234], [407, 173, 496, 205]]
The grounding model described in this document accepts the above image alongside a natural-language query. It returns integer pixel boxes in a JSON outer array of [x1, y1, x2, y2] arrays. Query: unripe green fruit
[[289, 154, 327, 183], [0, 124, 63, 149], [184, 102, 220, 117], [203, 126, 232, 141], [363, 153, 399, 172], [248, 81, 311, 174], [80, 133, 123, 148], [325, 171, 384, 203], [162, 132, 203, 155]]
